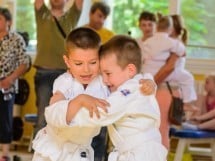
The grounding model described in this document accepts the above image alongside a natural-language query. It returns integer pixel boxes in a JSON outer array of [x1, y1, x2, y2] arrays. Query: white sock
[[182, 122, 198, 130]]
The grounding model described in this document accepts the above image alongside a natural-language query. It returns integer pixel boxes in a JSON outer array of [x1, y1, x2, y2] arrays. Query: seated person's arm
[[154, 53, 179, 85]]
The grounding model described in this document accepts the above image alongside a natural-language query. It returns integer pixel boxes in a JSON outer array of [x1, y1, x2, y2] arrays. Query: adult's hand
[[34, 0, 44, 10]]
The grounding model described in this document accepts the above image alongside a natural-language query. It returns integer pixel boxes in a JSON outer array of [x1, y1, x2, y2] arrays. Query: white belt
[[45, 125, 93, 161]]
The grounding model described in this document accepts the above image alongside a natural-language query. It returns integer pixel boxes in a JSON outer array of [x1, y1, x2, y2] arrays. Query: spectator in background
[[85, 1, 114, 44], [136, 11, 189, 150], [33, 0, 83, 136], [0, 7, 30, 161], [141, 15, 197, 108], [155, 14, 197, 149], [136, 11, 156, 47]]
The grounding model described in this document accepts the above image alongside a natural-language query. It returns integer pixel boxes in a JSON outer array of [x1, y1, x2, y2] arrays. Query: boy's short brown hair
[[99, 35, 142, 73], [90, 2, 110, 17], [139, 11, 156, 22], [65, 27, 101, 55]]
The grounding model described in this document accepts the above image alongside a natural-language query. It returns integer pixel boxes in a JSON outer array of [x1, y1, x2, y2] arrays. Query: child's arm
[[45, 95, 109, 127], [66, 84, 160, 128], [49, 91, 66, 105], [66, 94, 109, 124]]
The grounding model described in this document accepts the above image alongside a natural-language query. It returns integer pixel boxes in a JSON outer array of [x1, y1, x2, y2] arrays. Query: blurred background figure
[[33, 0, 83, 137], [0, 7, 30, 161]]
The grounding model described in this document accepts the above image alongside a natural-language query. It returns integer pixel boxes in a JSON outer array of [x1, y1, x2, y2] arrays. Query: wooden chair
[[24, 114, 38, 152], [170, 127, 215, 161]]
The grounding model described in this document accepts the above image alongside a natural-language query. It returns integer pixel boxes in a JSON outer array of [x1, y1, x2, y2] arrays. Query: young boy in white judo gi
[[46, 35, 167, 161], [141, 15, 197, 109], [32, 28, 155, 161]]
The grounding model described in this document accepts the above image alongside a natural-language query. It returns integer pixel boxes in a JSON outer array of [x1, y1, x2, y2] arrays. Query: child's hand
[[77, 94, 110, 118], [139, 79, 156, 95]]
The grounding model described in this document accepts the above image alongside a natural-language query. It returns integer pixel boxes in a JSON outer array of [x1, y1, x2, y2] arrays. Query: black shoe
[[13, 155, 21, 161]]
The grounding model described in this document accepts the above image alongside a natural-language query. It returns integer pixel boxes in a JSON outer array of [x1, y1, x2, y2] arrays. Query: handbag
[[166, 82, 184, 125]]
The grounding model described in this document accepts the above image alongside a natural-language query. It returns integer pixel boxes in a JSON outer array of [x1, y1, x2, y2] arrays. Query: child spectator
[[183, 75, 215, 130]]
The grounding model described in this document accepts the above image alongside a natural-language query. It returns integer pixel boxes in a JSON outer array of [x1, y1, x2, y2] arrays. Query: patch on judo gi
[[120, 89, 131, 96]]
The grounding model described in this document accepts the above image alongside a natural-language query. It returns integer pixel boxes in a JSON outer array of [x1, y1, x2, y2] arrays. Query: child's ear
[[63, 55, 70, 69], [127, 64, 137, 78]]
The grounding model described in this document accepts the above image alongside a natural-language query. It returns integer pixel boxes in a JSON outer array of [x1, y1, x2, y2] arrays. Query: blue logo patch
[[120, 89, 131, 96]]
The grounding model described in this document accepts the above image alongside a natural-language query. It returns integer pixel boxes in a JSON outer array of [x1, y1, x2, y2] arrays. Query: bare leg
[[156, 88, 172, 149]]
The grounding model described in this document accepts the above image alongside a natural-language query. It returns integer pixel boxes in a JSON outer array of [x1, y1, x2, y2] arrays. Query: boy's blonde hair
[[99, 35, 142, 73], [157, 15, 173, 31], [65, 27, 101, 56]]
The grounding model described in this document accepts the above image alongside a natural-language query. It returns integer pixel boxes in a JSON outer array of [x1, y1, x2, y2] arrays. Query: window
[[181, 0, 215, 59], [15, 0, 215, 60], [112, 0, 215, 60], [16, 1, 35, 52], [112, 0, 168, 37]]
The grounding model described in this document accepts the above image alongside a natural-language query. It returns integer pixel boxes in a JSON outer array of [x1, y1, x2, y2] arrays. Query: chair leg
[[174, 139, 186, 161], [211, 140, 215, 161], [28, 131, 34, 152]]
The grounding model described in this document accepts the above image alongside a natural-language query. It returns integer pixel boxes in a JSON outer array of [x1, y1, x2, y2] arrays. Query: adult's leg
[[0, 92, 15, 159], [156, 85, 181, 149], [156, 87, 172, 149], [34, 69, 65, 136], [91, 127, 108, 161]]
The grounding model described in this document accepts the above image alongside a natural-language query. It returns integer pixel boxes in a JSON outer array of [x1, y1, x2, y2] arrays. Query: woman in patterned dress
[[0, 7, 30, 161]]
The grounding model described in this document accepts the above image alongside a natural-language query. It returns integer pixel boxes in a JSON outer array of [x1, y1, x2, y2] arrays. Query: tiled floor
[[1, 139, 213, 161]]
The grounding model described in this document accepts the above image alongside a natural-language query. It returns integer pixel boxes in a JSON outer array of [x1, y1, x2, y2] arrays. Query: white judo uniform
[[32, 72, 109, 161], [141, 32, 197, 103], [45, 74, 167, 161]]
